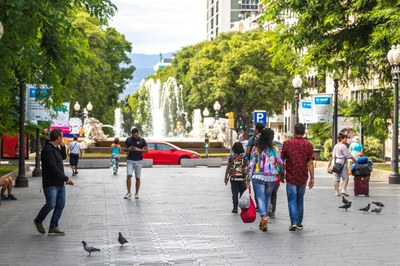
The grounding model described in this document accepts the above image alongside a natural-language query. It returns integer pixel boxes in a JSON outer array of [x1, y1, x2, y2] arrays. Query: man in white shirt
[[68, 135, 82, 176]]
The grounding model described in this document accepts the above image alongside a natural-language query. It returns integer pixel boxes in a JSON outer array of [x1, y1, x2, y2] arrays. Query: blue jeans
[[35, 186, 66, 229], [252, 179, 276, 216], [286, 183, 306, 225]]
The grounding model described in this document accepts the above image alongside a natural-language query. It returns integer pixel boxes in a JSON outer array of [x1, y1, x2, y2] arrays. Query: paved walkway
[[1, 166, 400, 266]]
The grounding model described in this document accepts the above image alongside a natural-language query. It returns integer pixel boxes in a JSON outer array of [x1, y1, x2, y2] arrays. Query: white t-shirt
[[332, 143, 352, 164], [68, 141, 81, 154]]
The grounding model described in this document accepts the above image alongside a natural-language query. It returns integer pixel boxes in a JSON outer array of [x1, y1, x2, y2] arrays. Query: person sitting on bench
[[0, 176, 17, 200]]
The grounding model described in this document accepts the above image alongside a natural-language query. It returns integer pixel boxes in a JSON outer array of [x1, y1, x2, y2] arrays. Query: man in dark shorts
[[68, 135, 82, 176], [124, 128, 147, 199]]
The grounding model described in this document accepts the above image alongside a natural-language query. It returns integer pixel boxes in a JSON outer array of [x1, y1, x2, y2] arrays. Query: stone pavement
[[1, 166, 400, 266]]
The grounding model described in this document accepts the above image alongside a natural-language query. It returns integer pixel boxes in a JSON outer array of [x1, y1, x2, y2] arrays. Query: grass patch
[[0, 165, 18, 177], [198, 153, 230, 157], [375, 167, 391, 171], [83, 152, 230, 158], [82, 153, 120, 158]]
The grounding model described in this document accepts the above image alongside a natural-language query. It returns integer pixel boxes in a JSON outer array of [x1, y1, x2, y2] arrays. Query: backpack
[[230, 153, 248, 177], [246, 134, 259, 157]]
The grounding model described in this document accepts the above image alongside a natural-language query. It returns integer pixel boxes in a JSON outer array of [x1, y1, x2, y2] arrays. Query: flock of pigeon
[[81, 232, 129, 256], [338, 196, 385, 214]]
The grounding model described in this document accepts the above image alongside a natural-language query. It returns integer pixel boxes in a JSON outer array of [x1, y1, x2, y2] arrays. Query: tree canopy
[[123, 30, 295, 133], [0, 1, 134, 134], [260, 0, 397, 84]]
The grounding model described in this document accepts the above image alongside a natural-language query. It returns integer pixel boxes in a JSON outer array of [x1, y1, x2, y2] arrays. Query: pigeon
[[372, 201, 385, 207], [342, 196, 351, 205], [81, 241, 100, 256], [118, 232, 128, 246], [339, 202, 352, 211], [371, 207, 383, 214], [359, 203, 370, 213]]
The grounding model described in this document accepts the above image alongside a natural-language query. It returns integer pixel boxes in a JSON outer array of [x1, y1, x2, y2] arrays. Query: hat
[[353, 136, 361, 142]]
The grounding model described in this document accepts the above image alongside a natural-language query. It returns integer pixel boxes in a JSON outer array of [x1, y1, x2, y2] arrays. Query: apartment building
[[206, 0, 261, 41]]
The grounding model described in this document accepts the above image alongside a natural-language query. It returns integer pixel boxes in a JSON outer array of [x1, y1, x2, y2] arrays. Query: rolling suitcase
[[354, 175, 369, 197]]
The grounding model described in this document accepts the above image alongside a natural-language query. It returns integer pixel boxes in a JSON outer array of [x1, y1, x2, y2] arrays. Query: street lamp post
[[15, 82, 28, 187], [292, 75, 303, 124], [3, 22, 29, 187], [387, 45, 400, 184], [74, 101, 93, 135], [32, 127, 42, 177], [213, 101, 221, 120], [202, 108, 210, 158], [332, 71, 341, 148]]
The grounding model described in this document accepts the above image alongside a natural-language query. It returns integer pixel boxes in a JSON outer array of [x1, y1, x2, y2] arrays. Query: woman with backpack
[[248, 128, 283, 232], [224, 142, 249, 213]]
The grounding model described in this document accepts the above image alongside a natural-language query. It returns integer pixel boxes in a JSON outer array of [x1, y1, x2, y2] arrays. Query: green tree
[[174, 30, 294, 128], [342, 89, 392, 142], [0, 1, 118, 135], [260, 0, 396, 84], [65, 10, 134, 130]]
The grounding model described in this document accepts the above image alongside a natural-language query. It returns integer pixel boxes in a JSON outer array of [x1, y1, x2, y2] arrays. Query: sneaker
[[268, 212, 276, 218], [75, 171, 78, 175], [33, 220, 46, 234], [124, 193, 131, 199], [289, 224, 298, 231], [334, 192, 341, 196], [1, 194, 8, 201], [72, 172, 76, 176], [7, 194, 17, 200], [231, 208, 238, 213], [341, 190, 349, 197], [297, 224, 303, 230], [135, 193, 139, 199], [48, 227, 65, 236]]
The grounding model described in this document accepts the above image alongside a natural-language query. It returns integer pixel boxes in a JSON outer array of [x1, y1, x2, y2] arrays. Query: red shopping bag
[[240, 196, 256, 223]]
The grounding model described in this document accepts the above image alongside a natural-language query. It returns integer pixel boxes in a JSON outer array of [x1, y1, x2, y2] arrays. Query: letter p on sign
[[253, 111, 267, 126]]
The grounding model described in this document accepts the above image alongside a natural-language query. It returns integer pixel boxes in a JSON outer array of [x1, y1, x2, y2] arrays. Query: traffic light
[[204, 138, 209, 148], [225, 112, 235, 129]]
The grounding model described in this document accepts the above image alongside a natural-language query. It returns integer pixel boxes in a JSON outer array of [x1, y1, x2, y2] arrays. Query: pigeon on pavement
[[372, 201, 385, 207], [118, 232, 128, 246], [359, 203, 370, 213], [342, 196, 350, 205], [339, 202, 352, 211], [371, 207, 383, 214], [82, 241, 100, 256]]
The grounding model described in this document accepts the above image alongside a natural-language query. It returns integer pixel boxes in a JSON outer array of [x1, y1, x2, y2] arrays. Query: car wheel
[[179, 156, 190, 165]]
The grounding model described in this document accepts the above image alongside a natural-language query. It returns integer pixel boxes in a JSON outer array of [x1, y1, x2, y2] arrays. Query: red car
[[143, 141, 201, 165]]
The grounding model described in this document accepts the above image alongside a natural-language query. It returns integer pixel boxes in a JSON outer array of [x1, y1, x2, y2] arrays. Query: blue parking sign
[[253, 111, 267, 126]]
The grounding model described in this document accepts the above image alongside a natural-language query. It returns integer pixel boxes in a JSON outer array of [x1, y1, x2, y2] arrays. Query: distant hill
[[120, 52, 175, 99]]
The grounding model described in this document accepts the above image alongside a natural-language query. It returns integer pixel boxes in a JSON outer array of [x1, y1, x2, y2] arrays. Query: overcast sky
[[108, 0, 207, 54]]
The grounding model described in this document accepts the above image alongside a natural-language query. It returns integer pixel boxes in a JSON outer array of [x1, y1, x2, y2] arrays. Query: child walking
[[224, 142, 249, 213]]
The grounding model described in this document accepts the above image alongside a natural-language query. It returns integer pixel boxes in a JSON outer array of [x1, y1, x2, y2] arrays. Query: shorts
[[333, 162, 349, 182], [127, 160, 142, 178], [69, 153, 79, 166]]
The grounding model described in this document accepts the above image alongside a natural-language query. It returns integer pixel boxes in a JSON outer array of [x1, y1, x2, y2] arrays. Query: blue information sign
[[253, 111, 267, 126]]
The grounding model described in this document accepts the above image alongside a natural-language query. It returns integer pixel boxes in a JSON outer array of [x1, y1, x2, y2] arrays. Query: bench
[[180, 158, 222, 168], [77, 159, 153, 169]]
